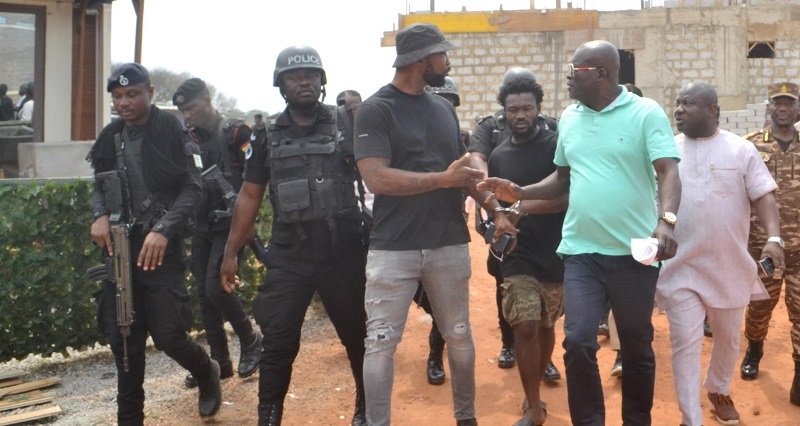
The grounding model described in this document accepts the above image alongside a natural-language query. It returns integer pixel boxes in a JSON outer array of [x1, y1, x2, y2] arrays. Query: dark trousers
[[191, 230, 253, 361], [97, 236, 211, 426], [562, 254, 659, 426], [487, 253, 514, 348], [253, 247, 367, 404]]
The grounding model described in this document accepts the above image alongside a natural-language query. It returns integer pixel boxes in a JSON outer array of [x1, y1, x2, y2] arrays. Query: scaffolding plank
[[0, 378, 60, 400], [0, 405, 61, 425], [0, 391, 52, 412]]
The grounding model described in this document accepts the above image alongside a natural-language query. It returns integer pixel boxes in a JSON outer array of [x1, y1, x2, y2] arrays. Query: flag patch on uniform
[[242, 142, 253, 159]]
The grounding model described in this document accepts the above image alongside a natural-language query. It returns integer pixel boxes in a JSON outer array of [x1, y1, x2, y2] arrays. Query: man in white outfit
[[657, 82, 785, 426]]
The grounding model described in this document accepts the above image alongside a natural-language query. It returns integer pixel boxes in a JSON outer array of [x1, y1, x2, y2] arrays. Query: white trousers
[[665, 293, 744, 426]]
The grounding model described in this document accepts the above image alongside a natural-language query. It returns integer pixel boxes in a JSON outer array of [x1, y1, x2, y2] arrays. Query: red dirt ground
[[153, 222, 800, 425]]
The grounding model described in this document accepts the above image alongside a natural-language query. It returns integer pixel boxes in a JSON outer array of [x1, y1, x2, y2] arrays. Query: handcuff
[[493, 200, 525, 217]]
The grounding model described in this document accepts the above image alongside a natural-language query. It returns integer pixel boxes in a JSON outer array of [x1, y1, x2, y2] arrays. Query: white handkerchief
[[631, 237, 659, 265]]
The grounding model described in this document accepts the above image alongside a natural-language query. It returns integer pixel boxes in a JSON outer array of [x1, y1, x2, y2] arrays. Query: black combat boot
[[258, 400, 284, 426], [185, 358, 233, 388], [791, 361, 800, 406], [427, 325, 446, 385], [197, 360, 222, 417], [238, 330, 263, 378], [352, 387, 367, 426], [740, 340, 763, 380]]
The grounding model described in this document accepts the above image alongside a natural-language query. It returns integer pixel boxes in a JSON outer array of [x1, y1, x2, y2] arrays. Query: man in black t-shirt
[[487, 78, 567, 426], [469, 68, 562, 382], [354, 23, 483, 426]]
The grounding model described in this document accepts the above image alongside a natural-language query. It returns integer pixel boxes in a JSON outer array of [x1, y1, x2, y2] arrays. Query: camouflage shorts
[[501, 274, 564, 328]]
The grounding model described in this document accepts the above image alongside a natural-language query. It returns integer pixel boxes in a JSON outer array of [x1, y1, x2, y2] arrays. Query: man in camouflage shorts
[[740, 81, 800, 406], [481, 77, 567, 426]]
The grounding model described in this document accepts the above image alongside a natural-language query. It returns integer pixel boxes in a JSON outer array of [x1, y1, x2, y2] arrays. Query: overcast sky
[[111, 0, 656, 115]]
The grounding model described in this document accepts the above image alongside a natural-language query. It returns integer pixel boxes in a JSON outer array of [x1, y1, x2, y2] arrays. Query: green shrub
[[0, 178, 272, 362]]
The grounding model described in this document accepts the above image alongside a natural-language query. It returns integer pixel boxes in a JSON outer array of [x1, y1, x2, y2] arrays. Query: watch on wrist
[[660, 211, 677, 226], [767, 236, 785, 249]]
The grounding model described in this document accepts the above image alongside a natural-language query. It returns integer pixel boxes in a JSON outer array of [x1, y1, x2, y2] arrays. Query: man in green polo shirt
[[479, 40, 681, 425]]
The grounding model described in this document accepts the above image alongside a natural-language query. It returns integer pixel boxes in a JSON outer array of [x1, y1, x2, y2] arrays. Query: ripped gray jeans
[[362, 244, 475, 425]]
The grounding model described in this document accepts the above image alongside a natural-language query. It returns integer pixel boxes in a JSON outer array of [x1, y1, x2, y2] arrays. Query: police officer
[[468, 67, 561, 381], [740, 82, 800, 406], [428, 76, 470, 147], [172, 78, 263, 389], [88, 63, 221, 424], [252, 113, 266, 133], [220, 46, 368, 426]]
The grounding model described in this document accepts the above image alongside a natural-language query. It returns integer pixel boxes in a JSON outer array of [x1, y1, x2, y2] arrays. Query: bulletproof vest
[[490, 110, 510, 150], [201, 118, 246, 190], [266, 105, 357, 224], [489, 109, 558, 149]]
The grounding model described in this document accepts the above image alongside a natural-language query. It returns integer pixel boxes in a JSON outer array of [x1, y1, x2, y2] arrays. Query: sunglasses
[[567, 63, 599, 78]]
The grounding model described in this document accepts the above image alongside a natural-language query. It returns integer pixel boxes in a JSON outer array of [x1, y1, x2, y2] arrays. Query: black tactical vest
[[266, 105, 358, 225]]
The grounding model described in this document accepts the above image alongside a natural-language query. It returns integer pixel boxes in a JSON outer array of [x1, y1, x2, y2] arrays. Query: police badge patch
[[119, 75, 129, 86]]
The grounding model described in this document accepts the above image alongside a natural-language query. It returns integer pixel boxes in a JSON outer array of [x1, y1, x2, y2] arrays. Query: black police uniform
[[468, 110, 558, 351], [89, 106, 214, 425], [188, 113, 259, 372], [245, 103, 367, 409]]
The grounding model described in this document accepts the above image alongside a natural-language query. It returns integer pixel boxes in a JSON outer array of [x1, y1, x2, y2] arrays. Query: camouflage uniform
[[745, 127, 800, 362]]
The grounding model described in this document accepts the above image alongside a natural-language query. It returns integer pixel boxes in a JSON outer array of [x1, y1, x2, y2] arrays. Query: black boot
[[238, 330, 263, 378], [197, 360, 222, 417], [185, 358, 233, 388], [352, 388, 367, 426], [498, 347, 516, 369], [427, 325, 446, 385], [740, 340, 764, 380], [791, 361, 800, 406], [258, 400, 284, 426]]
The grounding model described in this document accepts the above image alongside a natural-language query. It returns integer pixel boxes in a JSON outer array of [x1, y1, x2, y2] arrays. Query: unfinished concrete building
[[383, 0, 800, 134]]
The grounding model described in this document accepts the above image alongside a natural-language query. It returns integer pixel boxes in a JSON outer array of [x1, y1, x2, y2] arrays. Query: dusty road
[[151, 225, 799, 425]]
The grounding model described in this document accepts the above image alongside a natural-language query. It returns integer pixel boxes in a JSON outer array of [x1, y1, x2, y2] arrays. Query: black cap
[[173, 78, 209, 107], [393, 23, 454, 68], [107, 63, 150, 92]]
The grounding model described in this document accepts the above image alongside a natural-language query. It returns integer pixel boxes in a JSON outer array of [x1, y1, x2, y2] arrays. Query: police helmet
[[426, 76, 460, 106], [502, 67, 537, 86], [273, 46, 327, 87]]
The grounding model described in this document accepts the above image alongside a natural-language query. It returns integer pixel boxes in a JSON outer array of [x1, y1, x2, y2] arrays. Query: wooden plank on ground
[[0, 391, 52, 412], [0, 381, 21, 390], [0, 404, 61, 425], [0, 378, 60, 399], [0, 372, 22, 382]]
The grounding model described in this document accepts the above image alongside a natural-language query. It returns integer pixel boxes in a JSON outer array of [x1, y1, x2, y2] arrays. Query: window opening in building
[[748, 42, 775, 59], [619, 50, 636, 85]]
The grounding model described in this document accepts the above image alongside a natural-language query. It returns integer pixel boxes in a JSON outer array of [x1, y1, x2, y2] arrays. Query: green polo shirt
[[554, 87, 679, 256]]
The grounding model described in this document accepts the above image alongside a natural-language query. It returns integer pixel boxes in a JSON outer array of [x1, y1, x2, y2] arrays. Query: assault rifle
[[86, 170, 135, 372], [201, 165, 270, 266]]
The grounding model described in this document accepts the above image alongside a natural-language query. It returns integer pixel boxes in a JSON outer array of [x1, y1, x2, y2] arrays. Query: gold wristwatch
[[660, 212, 677, 226]]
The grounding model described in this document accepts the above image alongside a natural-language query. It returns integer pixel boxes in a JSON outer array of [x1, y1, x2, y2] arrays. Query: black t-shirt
[[488, 128, 565, 282], [469, 110, 558, 158], [354, 84, 469, 250], [244, 104, 362, 262]]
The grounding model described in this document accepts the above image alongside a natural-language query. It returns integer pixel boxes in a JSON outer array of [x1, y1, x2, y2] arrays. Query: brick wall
[[414, 2, 800, 131], [719, 103, 768, 136]]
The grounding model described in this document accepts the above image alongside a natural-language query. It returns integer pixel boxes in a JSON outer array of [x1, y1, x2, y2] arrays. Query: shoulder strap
[[113, 132, 134, 223]]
